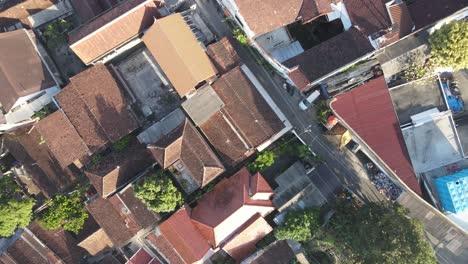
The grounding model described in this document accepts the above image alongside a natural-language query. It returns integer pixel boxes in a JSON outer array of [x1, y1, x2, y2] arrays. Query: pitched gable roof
[[35, 110, 89, 167], [344, 0, 391, 36], [0, 229, 62, 264], [0, 29, 56, 112], [148, 119, 224, 188], [330, 76, 422, 195], [69, 0, 160, 64], [157, 207, 210, 263], [142, 13, 217, 97], [298, 0, 333, 23], [85, 138, 154, 197], [284, 28, 373, 91], [108, 186, 161, 233], [379, 2, 414, 47], [408, 0, 465, 29], [3, 126, 79, 197], [57, 64, 138, 144], [206, 37, 240, 74], [86, 197, 134, 246], [233, 0, 303, 37], [198, 67, 285, 166], [221, 214, 273, 261], [28, 221, 87, 264], [191, 167, 275, 246]]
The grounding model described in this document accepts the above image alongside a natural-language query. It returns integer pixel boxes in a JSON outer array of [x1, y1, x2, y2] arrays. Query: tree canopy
[[429, 20, 468, 70], [0, 176, 35, 237], [275, 208, 321, 242], [330, 202, 436, 264], [134, 171, 183, 213], [39, 193, 88, 234], [247, 150, 277, 173]]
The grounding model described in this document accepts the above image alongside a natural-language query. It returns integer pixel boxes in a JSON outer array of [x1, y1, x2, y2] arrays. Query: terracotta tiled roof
[[85, 138, 154, 197], [107, 186, 160, 235], [233, 0, 303, 37], [1, 229, 62, 264], [70, 0, 118, 22], [77, 228, 114, 256], [148, 119, 224, 188], [157, 207, 210, 263], [0, 29, 56, 112], [199, 66, 284, 166], [145, 232, 186, 264], [3, 126, 80, 197], [206, 37, 240, 74], [191, 167, 275, 246], [408, 0, 465, 29], [55, 82, 109, 153], [221, 214, 273, 261], [142, 13, 217, 97], [116, 186, 161, 229], [199, 111, 253, 167], [379, 2, 414, 47], [86, 197, 134, 246], [250, 240, 295, 264], [330, 76, 422, 195], [251, 172, 274, 199], [344, 0, 391, 36], [298, 0, 333, 23], [58, 64, 138, 143], [69, 0, 160, 64], [28, 221, 86, 264], [284, 28, 373, 90], [35, 111, 89, 167]]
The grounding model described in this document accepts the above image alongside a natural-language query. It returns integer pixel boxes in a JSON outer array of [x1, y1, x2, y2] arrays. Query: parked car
[[299, 90, 320, 110]]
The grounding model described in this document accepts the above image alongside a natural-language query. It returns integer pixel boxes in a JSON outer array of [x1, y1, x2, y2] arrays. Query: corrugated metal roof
[[330, 76, 422, 195]]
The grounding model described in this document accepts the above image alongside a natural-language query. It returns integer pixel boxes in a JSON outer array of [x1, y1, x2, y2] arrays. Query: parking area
[[115, 47, 181, 123]]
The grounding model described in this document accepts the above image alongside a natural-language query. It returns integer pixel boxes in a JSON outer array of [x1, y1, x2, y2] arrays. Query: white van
[[299, 90, 320, 110]]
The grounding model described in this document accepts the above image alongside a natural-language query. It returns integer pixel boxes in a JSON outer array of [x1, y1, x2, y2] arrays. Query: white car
[[299, 90, 320, 110]]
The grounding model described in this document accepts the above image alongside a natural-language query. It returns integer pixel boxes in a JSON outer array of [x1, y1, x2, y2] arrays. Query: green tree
[[247, 150, 277, 173], [275, 208, 321, 242], [0, 176, 35, 237], [330, 202, 436, 264], [39, 193, 88, 234], [429, 20, 468, 70], [134, 171, 183, 213], [233, 28, 249, 46]]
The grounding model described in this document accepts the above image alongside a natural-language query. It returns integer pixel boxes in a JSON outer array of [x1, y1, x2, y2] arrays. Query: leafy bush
[[429, 20, 468, 70], [0, 177, 35, 237], [113, 134, 132, 152], [275, 208, 321, 242], [233, 28, 249, 46], [315, 102, 332, 124], [134, 171, 183, 213], [39, 193, 88, 234], [404, 55, 433, 81], [247, 150, 277, 173]]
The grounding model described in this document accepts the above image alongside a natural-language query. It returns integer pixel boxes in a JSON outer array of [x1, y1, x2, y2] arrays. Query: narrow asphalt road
[[193, 0, 385, 202]]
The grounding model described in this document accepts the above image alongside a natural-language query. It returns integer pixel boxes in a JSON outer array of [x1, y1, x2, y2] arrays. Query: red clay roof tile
[[330, 76, 421, 195]]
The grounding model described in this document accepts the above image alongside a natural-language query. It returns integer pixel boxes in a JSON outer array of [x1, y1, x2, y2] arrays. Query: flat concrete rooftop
[[402, 110, 463, 173], [390, 76, 447, 125]]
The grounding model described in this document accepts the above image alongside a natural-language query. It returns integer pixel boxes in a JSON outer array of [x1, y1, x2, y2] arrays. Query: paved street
[[193, 1, 468, 263], [193, 0, 385, 203]]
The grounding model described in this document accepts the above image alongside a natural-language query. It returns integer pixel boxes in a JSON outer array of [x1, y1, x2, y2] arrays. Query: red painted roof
[[158, 207, 210, 263], [330, 77, 421, 195], [191, 167, 275, 246]]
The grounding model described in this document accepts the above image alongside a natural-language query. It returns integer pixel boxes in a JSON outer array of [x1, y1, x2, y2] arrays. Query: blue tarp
[[434, 169, 468, 214], [441, 82, 464, 113]]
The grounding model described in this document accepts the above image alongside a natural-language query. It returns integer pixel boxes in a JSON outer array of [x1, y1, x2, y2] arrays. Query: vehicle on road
[[299, 90, 320, 110]]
